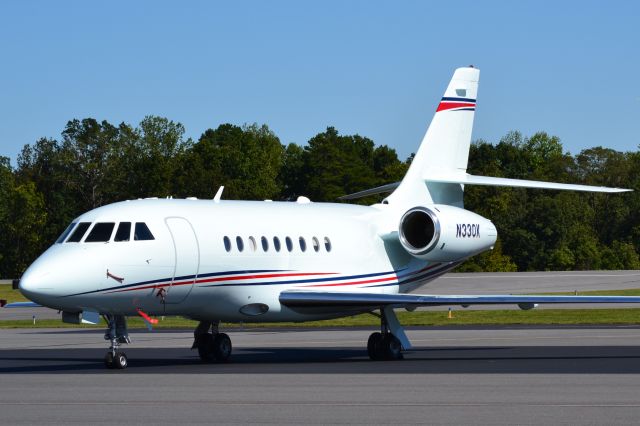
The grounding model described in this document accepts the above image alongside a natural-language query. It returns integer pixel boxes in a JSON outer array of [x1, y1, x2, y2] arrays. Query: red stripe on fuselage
[[301, 275, 398, 287], [103, 264, 445, 294], [106, 271, 337, 294], [305, 262, 445, 288]]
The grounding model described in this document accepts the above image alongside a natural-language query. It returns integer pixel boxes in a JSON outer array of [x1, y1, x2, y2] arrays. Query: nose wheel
[[105, 351, 128, 369], [103, 314, 130, 370]]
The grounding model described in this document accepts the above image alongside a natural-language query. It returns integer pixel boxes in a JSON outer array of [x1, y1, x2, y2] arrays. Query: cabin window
[[261, 236, 269, 252], [67, 222, 91, 243], [56, 222, 76, 243], [236, 236, 244, 252], [312, 237, 320, 252], [273, 236, 281, 252], [134, 223, 155, 241], [223, 236, 232, 252], [248, 236, 257, 252], [324, 236, 332, 252], [114, 222, 131, 242], [285, 236, 293, 252], [299, 237, 307, 252], [85, 222, 115, 242]]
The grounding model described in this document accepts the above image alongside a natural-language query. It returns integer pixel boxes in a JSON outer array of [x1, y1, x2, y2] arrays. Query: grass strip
[[3, 308, 640, 329], [0, 284, 27, 303]]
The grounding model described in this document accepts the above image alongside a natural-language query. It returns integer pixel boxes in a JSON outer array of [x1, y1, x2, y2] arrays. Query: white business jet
[[11, 67, 640, 369]]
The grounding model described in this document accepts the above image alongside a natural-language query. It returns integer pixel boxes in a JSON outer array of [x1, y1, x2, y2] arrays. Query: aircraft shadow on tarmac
[[2, 345, 640, 374]]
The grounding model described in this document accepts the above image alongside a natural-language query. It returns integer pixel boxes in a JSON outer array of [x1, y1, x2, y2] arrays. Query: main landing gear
[[103, 315, 130, 369], [192, 320, 232, 363], [367, 332, 402, 360], [367, 306, 411, 361]]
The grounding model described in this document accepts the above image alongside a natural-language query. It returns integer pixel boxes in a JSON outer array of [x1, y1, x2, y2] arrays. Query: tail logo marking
[[436, 96, 476, 112]]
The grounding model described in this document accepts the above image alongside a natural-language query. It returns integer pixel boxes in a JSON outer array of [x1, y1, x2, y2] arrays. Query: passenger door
[[164, 217, 199, 303]]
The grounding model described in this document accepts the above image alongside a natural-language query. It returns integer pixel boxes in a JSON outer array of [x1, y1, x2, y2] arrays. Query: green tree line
[[1, 116, 638, 277]]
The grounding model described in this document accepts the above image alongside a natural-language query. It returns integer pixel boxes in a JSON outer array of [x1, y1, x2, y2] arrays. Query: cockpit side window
[[56, 222, 77, 243], [134, 223, 155, 241], [67, 222, 91, 243], [114, 222, 131, 242], [85, 223, 115, 242]]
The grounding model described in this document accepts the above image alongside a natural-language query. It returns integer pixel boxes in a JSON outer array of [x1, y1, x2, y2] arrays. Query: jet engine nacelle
[[398, 205, 497, 262]]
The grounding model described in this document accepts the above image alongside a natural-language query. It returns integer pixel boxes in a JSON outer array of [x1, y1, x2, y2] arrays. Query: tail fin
[[385, 67, 479, 207], [339, 66, 630, 205]]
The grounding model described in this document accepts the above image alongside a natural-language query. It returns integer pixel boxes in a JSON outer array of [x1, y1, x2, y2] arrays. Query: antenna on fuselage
[[213, 186, 224, 203]]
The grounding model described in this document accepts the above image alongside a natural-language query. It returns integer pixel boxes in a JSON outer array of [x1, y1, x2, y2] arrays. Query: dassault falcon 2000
[[8, 66, 640, 369]]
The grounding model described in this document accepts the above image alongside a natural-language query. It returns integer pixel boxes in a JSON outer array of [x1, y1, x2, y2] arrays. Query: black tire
[[113, 351, 128, 369], [382, 335, 403, 360], [104, 352, 115, 369], [197, 334, 216, 362], [367, 332, 383, 360], [213, 333, 232, 362]]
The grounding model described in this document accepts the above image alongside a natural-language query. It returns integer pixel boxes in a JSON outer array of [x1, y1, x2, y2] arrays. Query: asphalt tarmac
[[2, 326, 640, 424]]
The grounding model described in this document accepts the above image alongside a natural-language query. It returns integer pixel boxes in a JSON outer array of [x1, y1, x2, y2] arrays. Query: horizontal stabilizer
[[280, 291, 640, 308], [428, 174, 631, 193], [338, 182, 400, 200], [2, 301, 41, 308], [338, 174, 630, 200]]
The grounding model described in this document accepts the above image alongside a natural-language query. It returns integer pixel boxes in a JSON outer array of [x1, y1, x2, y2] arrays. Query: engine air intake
[[399, 207, 440, 255]]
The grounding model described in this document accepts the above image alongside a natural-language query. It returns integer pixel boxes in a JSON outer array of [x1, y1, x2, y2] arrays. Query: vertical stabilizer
[[386, 67, 479, 207]]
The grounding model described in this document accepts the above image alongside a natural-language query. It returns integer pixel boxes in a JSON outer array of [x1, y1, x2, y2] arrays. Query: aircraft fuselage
[[21, 198, 475, 322]]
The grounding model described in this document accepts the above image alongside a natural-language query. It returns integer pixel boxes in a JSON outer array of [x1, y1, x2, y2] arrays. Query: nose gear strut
[[103, 314, 130, 369]]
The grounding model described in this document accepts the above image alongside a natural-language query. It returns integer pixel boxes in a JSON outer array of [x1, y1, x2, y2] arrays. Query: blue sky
[[1, 0, 638, 164]]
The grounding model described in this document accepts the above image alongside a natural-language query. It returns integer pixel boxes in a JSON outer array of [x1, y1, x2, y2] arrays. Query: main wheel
[[213, 333, 232, 362], [113, 351, 128, 369], [367, 332, 384, 360], [382, 335, 403, 360], [197, 334, 216, 362]]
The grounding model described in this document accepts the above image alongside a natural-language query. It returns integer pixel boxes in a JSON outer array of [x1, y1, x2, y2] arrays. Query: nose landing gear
[[192, 320, 232, 363], [103, 314, 130, 369], [105, 350, 128, 369]]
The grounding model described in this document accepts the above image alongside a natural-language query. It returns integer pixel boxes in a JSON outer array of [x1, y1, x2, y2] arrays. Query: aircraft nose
[[18, 267, 50, 302]]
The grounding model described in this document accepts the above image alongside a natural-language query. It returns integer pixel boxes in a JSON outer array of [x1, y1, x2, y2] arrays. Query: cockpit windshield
[[134, 222, 155, 240], [114, 222, 131, 242], [61, 221, 154, 243], [66, 222, 91, 243], [85, 223, 115, 242], [55, 222, 77, 243]]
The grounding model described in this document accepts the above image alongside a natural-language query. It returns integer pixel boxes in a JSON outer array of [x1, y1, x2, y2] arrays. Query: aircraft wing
[[279, 291, 640, 309]]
